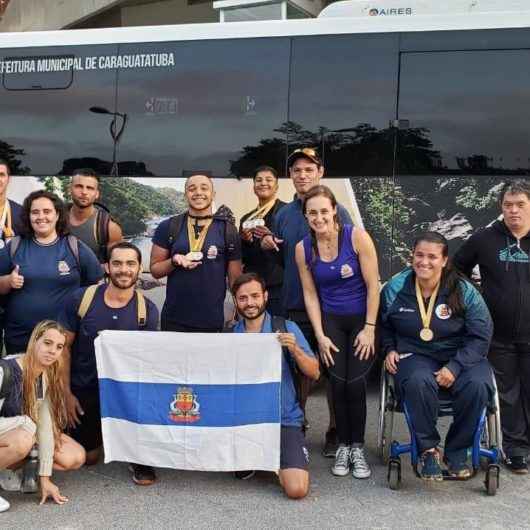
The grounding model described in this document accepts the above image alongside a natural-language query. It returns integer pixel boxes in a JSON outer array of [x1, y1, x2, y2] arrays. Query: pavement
[[1, 384, 529, 530]]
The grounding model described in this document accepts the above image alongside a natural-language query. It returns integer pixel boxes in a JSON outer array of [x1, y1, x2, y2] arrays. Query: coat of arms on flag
[[169, 387, 200, 423], [95, 330, 282, 472]]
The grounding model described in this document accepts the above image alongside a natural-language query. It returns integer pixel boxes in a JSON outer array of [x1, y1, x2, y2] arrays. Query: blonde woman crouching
[[0, 320, 85, 509]]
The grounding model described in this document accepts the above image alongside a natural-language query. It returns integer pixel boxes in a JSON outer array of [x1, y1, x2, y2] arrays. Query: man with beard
[[59, 242, 159, 484], [0, 159, 24, 351], [231, 272, 319, 499], [68, 169, 123, 263], [261, 148, 352, 457], [150, 172, 242, 332]]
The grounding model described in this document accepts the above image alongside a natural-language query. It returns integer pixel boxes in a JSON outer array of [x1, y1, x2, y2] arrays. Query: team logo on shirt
[[206, 245, 218, 259], [57, 260, 71, 275], [169, 386, 201, 423], [302, 446, 310, 463], [435, 304, 452, 320], [340, 264, 354, 279]]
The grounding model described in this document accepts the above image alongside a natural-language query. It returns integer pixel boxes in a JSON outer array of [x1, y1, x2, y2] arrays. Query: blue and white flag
[[95, 330, 281, 472]]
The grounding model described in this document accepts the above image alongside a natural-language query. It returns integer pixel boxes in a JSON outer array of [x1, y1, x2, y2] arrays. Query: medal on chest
[[415, 278, 441, 342], [186, 216, 213, 262]]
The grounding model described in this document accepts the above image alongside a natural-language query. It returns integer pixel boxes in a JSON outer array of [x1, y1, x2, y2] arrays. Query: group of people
[[0, 148, 529, 510]]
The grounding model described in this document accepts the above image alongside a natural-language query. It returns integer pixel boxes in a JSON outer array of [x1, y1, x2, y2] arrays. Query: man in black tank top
[[67, 169, 123, 263]]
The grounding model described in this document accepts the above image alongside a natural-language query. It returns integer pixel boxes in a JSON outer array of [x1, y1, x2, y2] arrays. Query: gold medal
[[420, 328, 434, 342], [415, 278, 440, 343], [186, 251, 203, 261]]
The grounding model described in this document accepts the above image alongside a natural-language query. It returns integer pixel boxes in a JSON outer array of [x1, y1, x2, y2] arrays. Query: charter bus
[[2, 2, 530, 281]]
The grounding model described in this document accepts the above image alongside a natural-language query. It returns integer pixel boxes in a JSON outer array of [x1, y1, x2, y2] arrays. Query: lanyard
[[415, 277, 440, 342], [246, 198, 276, 221], [187, 216, 213, 252]]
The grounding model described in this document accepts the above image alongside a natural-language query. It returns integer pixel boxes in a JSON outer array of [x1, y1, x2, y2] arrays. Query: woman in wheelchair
[[380, 231, 494, 481]]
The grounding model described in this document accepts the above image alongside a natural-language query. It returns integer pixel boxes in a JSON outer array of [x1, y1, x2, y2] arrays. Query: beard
[[72, 196, 94, 209], [239, 301, 267, 321], [109, 273, 138, 290]]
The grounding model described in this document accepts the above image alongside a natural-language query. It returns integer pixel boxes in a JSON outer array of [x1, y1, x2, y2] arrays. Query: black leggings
[[323, 312, 372, 445]]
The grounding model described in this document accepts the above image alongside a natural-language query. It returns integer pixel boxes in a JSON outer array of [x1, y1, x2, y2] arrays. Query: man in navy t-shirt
[[231, 272, 319, 499], [0, 159, 24, 350], [150, 173, 242, 332], [261, 148, 352, 457], [59, 242, 159, 485]]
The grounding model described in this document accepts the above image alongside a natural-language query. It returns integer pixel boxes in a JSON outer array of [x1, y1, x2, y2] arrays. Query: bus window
[[114, 38, 290, 178], [289, 34, 399, 177], [0, 45, 119, 176], [1, 55, 74, 90]]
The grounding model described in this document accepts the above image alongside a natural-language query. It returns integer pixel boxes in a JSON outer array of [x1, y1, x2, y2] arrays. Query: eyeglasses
[[291, 147, 318, 157]]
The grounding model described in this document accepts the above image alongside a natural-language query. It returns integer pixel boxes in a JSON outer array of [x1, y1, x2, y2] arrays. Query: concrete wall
[[0, 0, 217, 32], [122, 0, 217, 26], [0, 0, 123, 31]]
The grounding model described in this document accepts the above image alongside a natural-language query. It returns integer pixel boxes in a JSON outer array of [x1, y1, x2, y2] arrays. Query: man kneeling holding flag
[[231, 272, 320, 499]]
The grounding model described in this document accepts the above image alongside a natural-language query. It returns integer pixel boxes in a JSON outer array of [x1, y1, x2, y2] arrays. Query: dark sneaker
[[322, 428, 339, 458], [129, 464, 157, 486], [234, 470, 255, 480], [419, 450, 443, 481], [505, 456, 529, 475]]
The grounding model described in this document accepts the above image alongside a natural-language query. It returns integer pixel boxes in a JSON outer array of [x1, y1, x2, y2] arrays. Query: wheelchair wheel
[[377, 368, 395, 464], [388, 458, 401, 490], [485, 464, 500, 496]]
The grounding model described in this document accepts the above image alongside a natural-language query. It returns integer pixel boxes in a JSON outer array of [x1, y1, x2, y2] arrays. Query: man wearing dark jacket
[[454, 179, 530, 474]]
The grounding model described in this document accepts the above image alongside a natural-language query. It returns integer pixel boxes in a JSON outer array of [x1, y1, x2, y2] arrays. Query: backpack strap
[[66, 235, 80, 267], [136, 291, 147, 327], [167, 213, 186, 247], [0, 359, 13, 401], [272, 315, 302, 406], [77, 284, 99, 320], [95, 208, 111, 262], [9, 235, 21, 260]]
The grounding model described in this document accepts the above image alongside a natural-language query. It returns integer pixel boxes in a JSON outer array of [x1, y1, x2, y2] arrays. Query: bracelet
[[365, 322, 376, 327]]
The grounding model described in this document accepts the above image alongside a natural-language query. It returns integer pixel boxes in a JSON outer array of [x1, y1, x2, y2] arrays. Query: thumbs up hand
[[10, 265, 24, 289]]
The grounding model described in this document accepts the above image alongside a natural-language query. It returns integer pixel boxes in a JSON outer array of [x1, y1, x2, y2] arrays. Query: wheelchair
[[376, 364, 502, 495]]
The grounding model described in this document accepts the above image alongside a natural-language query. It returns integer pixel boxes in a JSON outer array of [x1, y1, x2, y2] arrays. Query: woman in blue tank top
[[295, 185, 380, 480]]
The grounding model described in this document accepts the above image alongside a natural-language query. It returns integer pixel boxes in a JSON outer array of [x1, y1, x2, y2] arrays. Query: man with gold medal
[[240, 166, 286, 316], [150, 172, 242, 332], [380, 232, 495, 481], [0, 159, 24, 352]]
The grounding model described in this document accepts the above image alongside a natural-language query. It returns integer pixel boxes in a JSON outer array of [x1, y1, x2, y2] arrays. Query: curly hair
[[20, 190, 68, 238]]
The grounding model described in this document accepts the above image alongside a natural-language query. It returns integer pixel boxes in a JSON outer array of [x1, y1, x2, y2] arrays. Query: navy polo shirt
[[272, 198, 352, 312], [153, 215, 241, 330], [59, 284, 159, 391], [232, 312, 314, 427], [0, 236, 103, 349]]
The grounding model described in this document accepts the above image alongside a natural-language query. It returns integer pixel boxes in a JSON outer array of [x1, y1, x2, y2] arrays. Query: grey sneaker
[[331, 444, 351, 476], [350, 446, 371, 479], [0, 469, 21, 492]]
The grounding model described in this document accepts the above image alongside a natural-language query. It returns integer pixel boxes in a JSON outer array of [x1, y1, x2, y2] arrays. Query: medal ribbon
[[246, 198, 276, 222], [0, 201, 13, 239], [187, 216, 213, 252], [415, 277, 440, 334]]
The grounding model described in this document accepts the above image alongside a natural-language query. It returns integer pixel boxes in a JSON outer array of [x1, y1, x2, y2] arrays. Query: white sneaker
[[350, 446, 371, 479], [0, 495, 10, 513], [0, 469, 21, 492], [331, 444, 351, 476]]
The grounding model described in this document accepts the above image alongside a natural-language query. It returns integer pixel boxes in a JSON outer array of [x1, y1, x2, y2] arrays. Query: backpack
[[10, 234, 80, 267], [166, 211, 239, 264], [224, 315, 302, 406], [94, 203, 112, 263], [77, 284, 147, 327]]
